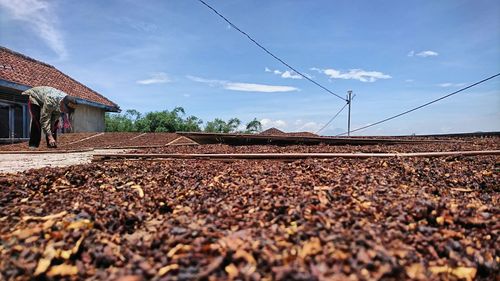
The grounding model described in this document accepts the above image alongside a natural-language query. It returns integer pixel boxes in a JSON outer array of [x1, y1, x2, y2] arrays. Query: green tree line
[[105, 107, 262, 134]]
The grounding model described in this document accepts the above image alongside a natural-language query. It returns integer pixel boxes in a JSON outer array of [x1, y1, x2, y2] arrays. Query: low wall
[[72, 104, 105, 132]]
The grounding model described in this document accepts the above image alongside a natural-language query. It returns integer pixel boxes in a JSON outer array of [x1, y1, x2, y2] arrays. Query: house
[[0, 46, 119, 140]]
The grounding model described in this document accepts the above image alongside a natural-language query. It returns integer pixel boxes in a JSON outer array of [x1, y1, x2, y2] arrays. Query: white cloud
[[266, 67, 304, 79], [415, 50, 439, 57], [281, 71, 302, 79], [137, 72, 171, 85], [294, 119, 322, 132], [260, 118, 331, 133], [438, 82, 466, 88], [225, 82, 298, 92], [186, 76, 220, 85], [300, 122, 321, 131], [0, 0, 67, 59], [313, 68, 391, 82], [407, 50, 415, 57], [260, 118, 287, 130], [187, 75, 299, 93]]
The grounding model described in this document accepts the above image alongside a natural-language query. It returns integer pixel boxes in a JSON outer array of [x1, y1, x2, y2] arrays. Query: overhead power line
[[315, 102, 349, 134], [196, 0, 347, 102], [336, 72, 500, 136]]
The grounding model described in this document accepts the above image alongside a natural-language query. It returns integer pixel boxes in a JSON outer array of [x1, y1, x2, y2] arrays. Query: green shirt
[[22, 86, 67, 135]]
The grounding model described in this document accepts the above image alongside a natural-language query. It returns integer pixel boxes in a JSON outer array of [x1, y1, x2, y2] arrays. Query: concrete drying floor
[[0, 149, 129, 173]]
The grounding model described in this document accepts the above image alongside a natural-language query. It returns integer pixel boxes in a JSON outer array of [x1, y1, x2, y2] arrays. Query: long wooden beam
[[93, 150, 500, 161], [63, 132, 104, 146], [176, 132, 460, 146], [0, 148, 95, 154]]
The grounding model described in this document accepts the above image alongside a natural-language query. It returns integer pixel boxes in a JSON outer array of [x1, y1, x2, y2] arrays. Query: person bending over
[[22, 86, 78, 148]]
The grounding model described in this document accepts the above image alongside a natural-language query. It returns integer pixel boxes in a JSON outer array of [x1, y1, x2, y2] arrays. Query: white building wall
[[72, 104, 105, 132]]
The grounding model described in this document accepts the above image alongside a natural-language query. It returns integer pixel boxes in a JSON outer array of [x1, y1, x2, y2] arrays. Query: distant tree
[[105, 112, 136, 132], [245, 118, 262, 134], [180, 115, 203, 132], [106, 108, 257, 134], [227, 118, 241, 133], [204, 118, 241, 133], [119, 107, 203, 133], [204, 118, 227, 133], [125, 109, 141, 121]]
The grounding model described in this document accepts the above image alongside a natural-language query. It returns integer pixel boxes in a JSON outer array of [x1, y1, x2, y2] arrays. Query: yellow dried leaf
[[61, 235, 85, 259], [25, 236, 39, 244], [225, 263, 239, 279], [451, 188, 473, 192], [299, 237, 322, 258], [131, 185, 144, 198], [235, 250, 256, 265], [67, 219, 93, 230], [450, 267, 477, 281], [429, 266, 477, 281], [34, 243, 57, 275], [361, 201, 371, 209], [234, 250, 256, 275], [42, 219, 55, 230], [318, 192, 330, 205], [482, 170, 492, 176], [313, 186, 330, 191], [167, 244, 191, 258], [332, 250, 348, 260], [60, 250, 72, 260], [23, 211, 67, 221], [46, 264, 78, 277], [436, 216, 445, 225], [406, 263, 426, 279], [213, 175, 223, 183], [158, 264, 179, 276], [465, 246, 475, 255], [12, 226, 42, 240]]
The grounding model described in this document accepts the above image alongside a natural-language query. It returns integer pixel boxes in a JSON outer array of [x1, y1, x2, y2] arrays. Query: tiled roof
[[259, 127, 286, 136], [0, 46, 118, 110], [286, 132, 319, 137], [259, 128, 318, 137]]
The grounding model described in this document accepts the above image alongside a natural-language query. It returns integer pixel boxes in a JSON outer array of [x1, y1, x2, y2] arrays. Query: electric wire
[[196, 0, 348, 102], [336, 72, 500, 136], [315, 102, 349, 134]]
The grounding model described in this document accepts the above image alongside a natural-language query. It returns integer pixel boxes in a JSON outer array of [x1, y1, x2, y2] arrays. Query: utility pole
[[347, 90, 352, 136]]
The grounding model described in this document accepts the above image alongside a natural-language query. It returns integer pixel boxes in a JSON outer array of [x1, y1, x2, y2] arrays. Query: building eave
[[0, 79, 30, 91], [74, 97, 121, 112]]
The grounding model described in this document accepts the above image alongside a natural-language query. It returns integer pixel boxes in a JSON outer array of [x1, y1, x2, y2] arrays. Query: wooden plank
[[176, 132, 458, 146], [165, 136, 199, 146], [92, 150, 500, 161], [64, 132, 104, 145], [0, 148, 94, 154], [129, 132, 147, 140]]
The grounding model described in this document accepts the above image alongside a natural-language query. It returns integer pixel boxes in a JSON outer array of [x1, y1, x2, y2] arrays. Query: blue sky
[[1, 0, 499, 135]]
